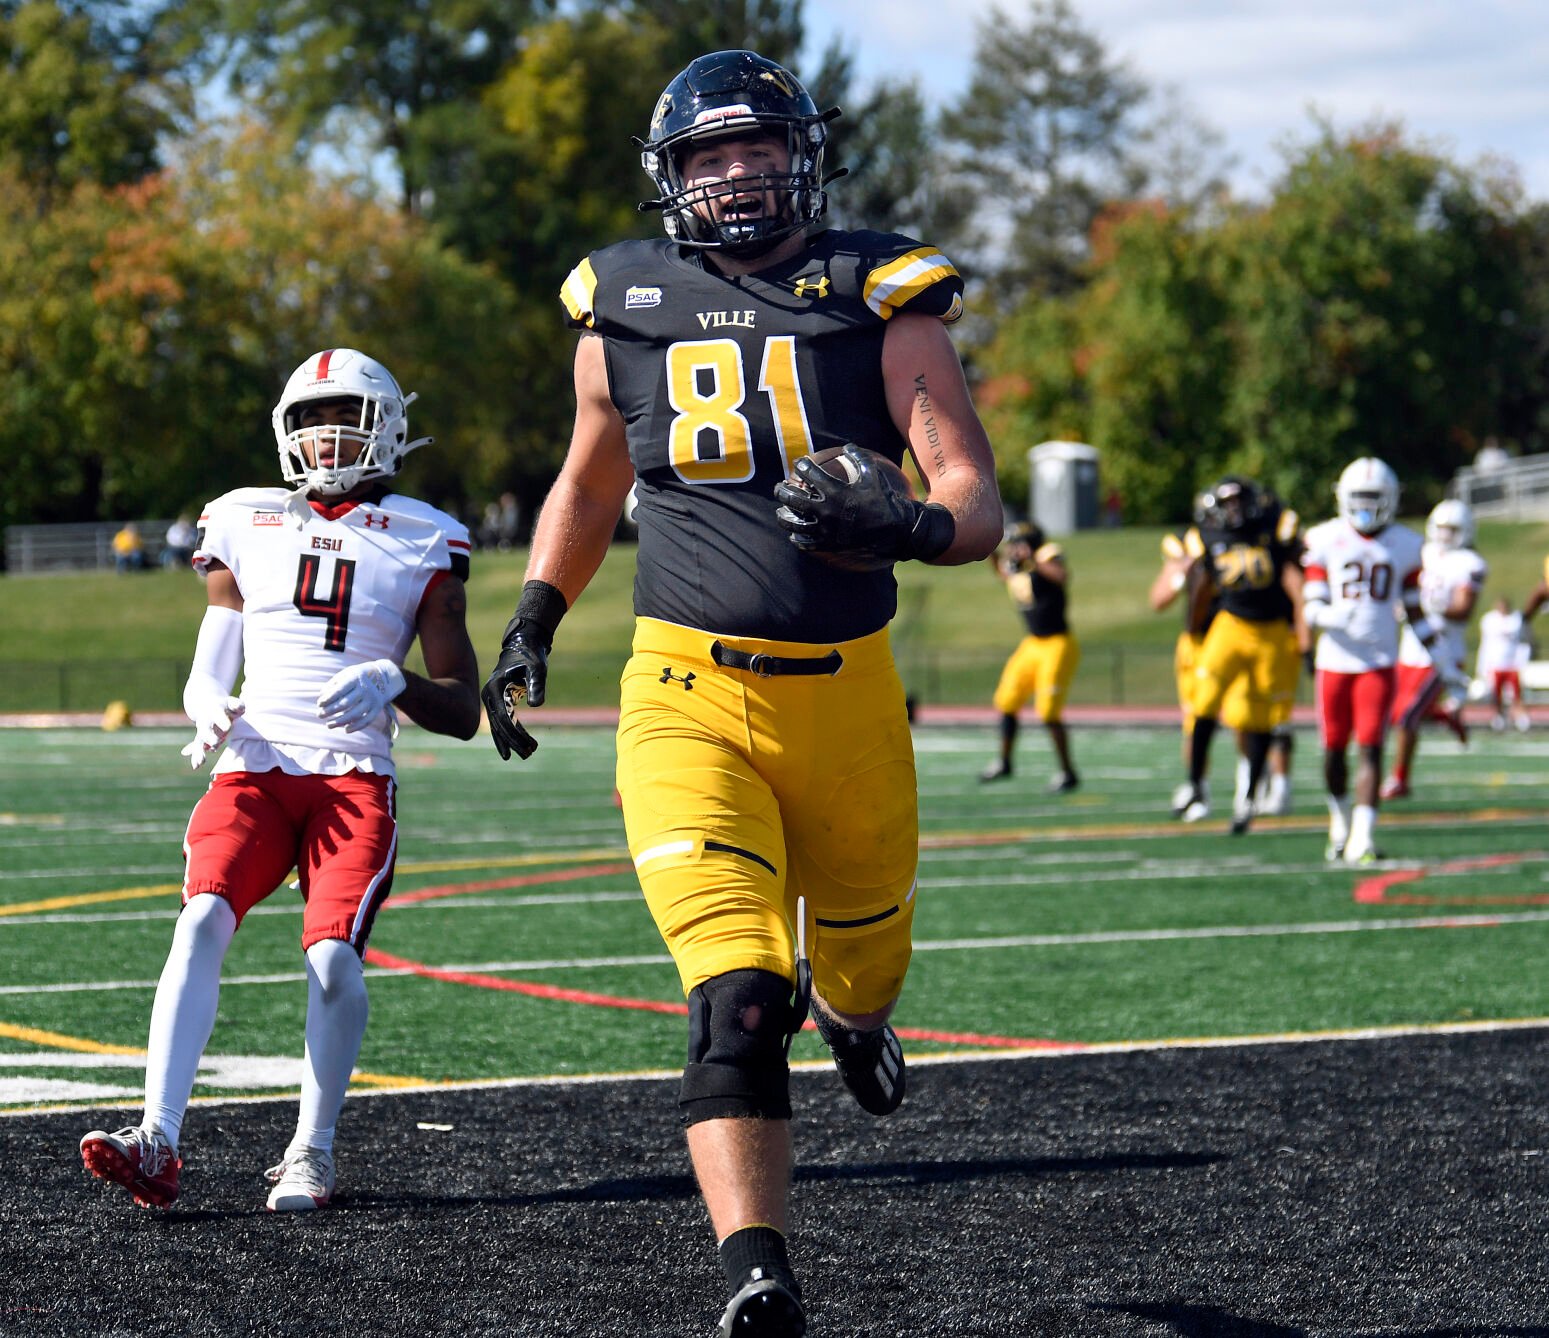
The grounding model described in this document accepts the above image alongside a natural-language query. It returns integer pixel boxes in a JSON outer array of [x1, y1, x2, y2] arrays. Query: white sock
[[1266, 772, 1289, 806], [1326, 794, 1352, 848], [1234, 757, 1252, 809], [142, 894, 236, 1152], [290, 938, 368, 1156], [1349, 803, 1377, 852]]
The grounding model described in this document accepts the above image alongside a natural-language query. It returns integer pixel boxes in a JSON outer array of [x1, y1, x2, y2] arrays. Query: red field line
[[362, 947, 1066, 1050]]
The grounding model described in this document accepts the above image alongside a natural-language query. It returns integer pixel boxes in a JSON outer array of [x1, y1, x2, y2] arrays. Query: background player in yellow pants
[[1171, 478, 1305, 834], [980, 521, 1081, 792]]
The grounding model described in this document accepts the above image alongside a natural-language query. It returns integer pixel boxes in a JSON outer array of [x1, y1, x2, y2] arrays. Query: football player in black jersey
[[1172, 476, 1306, 835], [979, 520, 1081, 790], [480, 49, 1002, 1337]]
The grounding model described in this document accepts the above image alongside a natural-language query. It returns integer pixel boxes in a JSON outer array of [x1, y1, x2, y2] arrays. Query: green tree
[[976, 121, 1542, 526], [1222, 123, 1534, 513], [940, 0, 1148, 301], [0, 119, 524, 531], [170, 0, 556, 214], [0, 0, 188, 198]]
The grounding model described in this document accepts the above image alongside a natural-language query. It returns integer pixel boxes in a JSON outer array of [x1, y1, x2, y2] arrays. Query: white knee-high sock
[[143, 894, 237, 1151], [290, 938, 368, 1156], [1326, 794, 1352, 848]]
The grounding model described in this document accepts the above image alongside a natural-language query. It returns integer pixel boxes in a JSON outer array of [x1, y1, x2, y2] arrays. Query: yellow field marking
[[349, 1070, 443, 1089], [0, 847, 635, 919], [0, 1021, 144, 1056], [0, 885, 181, 918]]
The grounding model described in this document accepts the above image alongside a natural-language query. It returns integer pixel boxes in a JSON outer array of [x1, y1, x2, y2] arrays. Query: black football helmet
[[637, 50, 836, 255], [1198, 476, 1263, 533]]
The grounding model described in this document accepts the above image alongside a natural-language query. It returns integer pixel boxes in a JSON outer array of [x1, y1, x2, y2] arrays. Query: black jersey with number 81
[[561, 230, 964, 644]]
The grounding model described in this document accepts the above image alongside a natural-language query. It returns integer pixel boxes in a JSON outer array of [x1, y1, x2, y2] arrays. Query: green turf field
[[6, 517, 1549, 710], [4, 721, 1546, 1116]]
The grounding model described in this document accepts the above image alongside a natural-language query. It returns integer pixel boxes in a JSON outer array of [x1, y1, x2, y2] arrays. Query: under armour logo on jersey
[[362, 513, 390, 530], [659, 667, 696, 690], [794, 275, 830, 299]]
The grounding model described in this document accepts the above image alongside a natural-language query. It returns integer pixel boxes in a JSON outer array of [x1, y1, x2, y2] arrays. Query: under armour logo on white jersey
[[363, 513, 390, 530]]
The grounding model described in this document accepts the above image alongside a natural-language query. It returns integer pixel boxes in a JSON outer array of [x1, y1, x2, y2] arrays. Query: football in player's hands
[[774, 445, 916, 573]]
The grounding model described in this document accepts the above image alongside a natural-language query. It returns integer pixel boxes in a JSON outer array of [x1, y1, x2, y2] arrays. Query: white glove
[[316, 659, 406, 730], [1306, 602, 1356, 632], [181, 697, 246, 769]]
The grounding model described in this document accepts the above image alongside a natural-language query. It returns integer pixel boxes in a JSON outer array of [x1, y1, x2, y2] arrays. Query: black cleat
[[813, 1011, 905, 1116], [1047, 771, 1079, 794], [718, 1273, 806, 1337], [978, 759, 1012, 783]]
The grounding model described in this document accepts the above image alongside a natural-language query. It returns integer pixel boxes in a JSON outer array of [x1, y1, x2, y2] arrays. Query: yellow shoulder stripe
[[1034, 542, 1063, 564], [862, 247, 959, 319], [1277, 509, 1301, 543], [1184, 527, 1205, 558], [559, 258, 598, 328]]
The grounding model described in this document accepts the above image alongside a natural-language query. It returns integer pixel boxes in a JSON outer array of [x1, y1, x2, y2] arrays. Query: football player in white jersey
[[1302, 458, 1435, 863], [81, 349, 481, 1212], [1476, 596, 1532, 731], [1381, 500, 1486, 798]]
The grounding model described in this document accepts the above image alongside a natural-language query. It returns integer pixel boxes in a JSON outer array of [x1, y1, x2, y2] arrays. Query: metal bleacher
[[5, 520, 176, 574], [1449, 453, 1549, 521]]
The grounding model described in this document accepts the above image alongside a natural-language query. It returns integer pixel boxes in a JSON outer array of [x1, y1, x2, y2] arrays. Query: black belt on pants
[[710, 640, 843, 677]]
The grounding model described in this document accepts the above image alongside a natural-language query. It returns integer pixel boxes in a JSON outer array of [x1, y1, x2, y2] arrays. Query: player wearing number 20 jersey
[[561, 228, 963, 645]]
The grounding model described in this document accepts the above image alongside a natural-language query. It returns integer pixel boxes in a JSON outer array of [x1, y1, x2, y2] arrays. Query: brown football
[[788, 446, 916, 573]]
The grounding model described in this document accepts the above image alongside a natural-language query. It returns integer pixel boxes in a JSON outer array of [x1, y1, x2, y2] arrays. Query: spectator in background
[[113, 522, 145, 573], [162, 515, 198, 568], [494, 492, 520, 550]]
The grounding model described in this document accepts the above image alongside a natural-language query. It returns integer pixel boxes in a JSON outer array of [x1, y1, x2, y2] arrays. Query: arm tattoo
[[912, 373, 948, 479]]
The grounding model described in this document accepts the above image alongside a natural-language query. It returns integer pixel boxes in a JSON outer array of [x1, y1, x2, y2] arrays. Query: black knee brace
[[680, 968, 800, 1126]]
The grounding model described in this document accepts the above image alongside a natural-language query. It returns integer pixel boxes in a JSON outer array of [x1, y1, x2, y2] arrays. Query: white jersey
[[1398, 543, 1487, 669], [1302, 517, 1424, 672], [1476, 609, 1525, 678], [193, 487, 471, 779]]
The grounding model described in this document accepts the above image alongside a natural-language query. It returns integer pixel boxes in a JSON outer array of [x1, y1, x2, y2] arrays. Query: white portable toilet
[[1027, 441, 1100, 536]]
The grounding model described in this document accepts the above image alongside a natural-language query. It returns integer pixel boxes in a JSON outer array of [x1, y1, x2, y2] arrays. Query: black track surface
[[11, 1029, 1549, 1337]]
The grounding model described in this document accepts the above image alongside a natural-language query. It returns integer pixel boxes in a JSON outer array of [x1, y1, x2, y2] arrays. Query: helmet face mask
[[1335, 457, 1399, 536], [1199, 476, 1261, 533], [1425, 498, 1475, 550], [272, 348, 429, 496], [639, 50, 834, 256]]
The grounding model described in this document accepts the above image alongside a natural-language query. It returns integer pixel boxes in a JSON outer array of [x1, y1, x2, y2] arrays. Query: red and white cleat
[[81, 1126, 181, 1208]]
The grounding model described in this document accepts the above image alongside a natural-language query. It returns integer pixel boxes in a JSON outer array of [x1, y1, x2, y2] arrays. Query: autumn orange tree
[[1, 119, 524, 532]]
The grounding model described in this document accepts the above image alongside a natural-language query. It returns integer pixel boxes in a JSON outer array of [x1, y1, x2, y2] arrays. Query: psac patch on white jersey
[[193, 487, 469, 773], [1303, 517, 1425, 672]]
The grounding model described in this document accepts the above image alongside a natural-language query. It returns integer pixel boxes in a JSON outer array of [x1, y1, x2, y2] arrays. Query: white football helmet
[[1425, 498, 1475, 550], [272, 348, 431, 496], [1335, 457, 1399, 535]]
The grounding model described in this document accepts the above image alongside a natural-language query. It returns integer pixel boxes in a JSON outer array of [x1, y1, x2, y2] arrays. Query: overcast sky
[[801, 0, 1549, 202]]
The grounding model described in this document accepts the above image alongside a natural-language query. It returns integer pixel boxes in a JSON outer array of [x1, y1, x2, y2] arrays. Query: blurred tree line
[[3, 0, 1546, 540]]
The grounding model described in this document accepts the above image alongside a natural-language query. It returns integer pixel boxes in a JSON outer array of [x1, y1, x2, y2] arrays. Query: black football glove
[[480, 618, 547, 761], [773, 444, 954, 563]]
